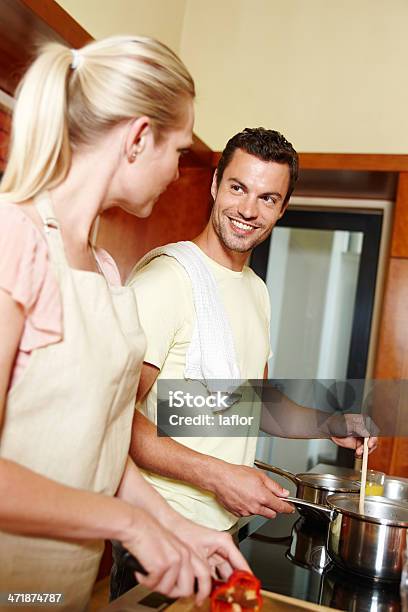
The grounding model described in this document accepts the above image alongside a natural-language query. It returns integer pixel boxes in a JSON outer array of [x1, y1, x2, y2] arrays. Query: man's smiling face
[[210, 148, 290, 253]]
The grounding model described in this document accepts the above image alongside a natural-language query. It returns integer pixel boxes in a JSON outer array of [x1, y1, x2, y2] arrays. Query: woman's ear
[[125, 117, 151, 162]]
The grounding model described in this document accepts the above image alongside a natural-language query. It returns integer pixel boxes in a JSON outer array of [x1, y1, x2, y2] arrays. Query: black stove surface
[[239, 511, 401, 612]]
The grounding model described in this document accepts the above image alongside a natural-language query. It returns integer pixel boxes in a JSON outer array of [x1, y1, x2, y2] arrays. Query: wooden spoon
[[359, 437, 369, 514]]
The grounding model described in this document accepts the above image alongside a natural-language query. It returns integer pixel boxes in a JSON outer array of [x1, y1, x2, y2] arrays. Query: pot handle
[[285, 496, 335, 521], [254, 459, 300, 485]]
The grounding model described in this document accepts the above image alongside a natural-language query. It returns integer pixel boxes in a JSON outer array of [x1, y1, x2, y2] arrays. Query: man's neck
[[193, 227, 249, 272]]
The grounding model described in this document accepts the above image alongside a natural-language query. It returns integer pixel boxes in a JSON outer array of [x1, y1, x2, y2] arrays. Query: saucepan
[[286, 493, 408, 582], [384, 476, 408, 502], [254, 459, 359, 523], [286, 517, 330, 573]]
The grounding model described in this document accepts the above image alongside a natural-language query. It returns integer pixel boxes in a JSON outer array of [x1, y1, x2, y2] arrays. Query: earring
[[129, 150, 137, 163]]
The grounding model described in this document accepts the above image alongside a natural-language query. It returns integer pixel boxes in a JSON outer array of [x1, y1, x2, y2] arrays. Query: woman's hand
[[166, 513, 251, 581], [116, 458, 250, 601], [120, 508, 212, 604]]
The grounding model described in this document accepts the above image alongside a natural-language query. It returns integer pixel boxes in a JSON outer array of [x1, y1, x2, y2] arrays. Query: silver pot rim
[[254, 461, 360, 495], [327, 493, 408, 528], [296, 473, 360, 494]]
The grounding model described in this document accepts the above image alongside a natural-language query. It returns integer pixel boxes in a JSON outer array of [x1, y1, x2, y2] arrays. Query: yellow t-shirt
[[130, 249, 271, 530]]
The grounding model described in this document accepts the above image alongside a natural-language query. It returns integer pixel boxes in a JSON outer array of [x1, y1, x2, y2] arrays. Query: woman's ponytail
[[0, 35, 195, 203], [0, 42, 73, 202]]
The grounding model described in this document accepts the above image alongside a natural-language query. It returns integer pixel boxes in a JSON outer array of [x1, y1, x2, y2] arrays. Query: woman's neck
[[50, 148, 116, 250]]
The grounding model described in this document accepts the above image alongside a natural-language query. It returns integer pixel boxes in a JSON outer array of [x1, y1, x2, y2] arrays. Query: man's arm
[[130, 363, 294, 519], [260, 365, 377, 455], [136, 362, 160, 403]]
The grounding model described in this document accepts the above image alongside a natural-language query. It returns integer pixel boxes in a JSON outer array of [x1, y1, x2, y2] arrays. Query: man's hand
[[209, 462, 294, 519], [329, 413, 378, 456], [331, 435, 378, 456]]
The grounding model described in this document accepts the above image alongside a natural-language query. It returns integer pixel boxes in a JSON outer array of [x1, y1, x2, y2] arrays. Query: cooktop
[[239, 510, 402, 612]]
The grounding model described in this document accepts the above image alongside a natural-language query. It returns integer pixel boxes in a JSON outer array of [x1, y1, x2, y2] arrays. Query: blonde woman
[[0, 37, 248, 610]]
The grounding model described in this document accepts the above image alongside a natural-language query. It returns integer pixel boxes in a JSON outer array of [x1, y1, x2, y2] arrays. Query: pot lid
[[297, 473, 360, 493], [327, 493, 408, 526]]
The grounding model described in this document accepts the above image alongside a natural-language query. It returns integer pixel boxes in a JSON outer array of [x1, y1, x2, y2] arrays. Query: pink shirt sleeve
[[94, 247, 122, 287], [0, 203, 122, 387]]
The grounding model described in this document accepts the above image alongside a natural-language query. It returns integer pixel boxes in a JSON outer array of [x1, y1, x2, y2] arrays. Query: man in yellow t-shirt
[[110, 128, 377, 599]]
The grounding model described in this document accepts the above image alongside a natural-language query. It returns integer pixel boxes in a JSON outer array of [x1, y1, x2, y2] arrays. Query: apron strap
[[34, 192, 108, 283], [34, 191, 68, 269]]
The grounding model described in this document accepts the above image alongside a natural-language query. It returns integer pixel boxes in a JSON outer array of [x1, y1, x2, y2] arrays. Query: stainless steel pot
[[286, 517, 330, 573], [255, 460, 359, 522], [286, 494, 408, 582], [384, 476, 408, 502]]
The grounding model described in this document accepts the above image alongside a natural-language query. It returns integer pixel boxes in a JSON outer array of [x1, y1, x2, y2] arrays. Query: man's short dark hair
[[216, 127, 299, 206]]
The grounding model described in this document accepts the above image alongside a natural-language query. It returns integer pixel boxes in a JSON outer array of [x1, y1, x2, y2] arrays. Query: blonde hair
[[0, 35, 195, 203]]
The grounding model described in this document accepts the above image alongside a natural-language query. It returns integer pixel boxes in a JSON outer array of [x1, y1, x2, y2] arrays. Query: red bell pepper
[[210, 570, 263, 612]]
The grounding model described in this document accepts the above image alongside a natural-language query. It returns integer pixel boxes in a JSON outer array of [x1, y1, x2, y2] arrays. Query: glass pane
[[257, 227, 363, 473], [267, 227, 363, 379]]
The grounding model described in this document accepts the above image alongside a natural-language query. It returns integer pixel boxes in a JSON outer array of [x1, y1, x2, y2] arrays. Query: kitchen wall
[[179, 0, 408, 153], [58, 0, 187, 52], [59, 0, 408, 154]]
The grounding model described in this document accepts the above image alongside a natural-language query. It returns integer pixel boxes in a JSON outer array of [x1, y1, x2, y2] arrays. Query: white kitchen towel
[[129, 241, 241, 393]]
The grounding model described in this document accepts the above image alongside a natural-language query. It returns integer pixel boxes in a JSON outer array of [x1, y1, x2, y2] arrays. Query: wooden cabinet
[[391, 173, 408, 257], [370, 215, 408, 476], [96, 164, 213, 281], [0, 0, 91, 95]]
